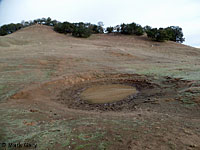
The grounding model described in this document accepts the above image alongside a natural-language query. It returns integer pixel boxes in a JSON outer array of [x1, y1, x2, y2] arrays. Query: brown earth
[[80, 84, 138, 104], [0, 25, 200, 150]]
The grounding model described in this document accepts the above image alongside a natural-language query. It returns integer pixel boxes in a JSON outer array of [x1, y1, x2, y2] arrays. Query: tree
[[106, 27, 114, 33], [120, 23, 128, 34], [114, 25, 120, 33], [54, 23, 64, 33], [98, 21, 104, 27], [134, 24, 144, 35], [146, 28, 168, 42], [41, 18, 47, 25], [97, 21, 104, 33], [63, 22, 75, 33], [51, 20, 59, 26], [90, 24, 98, 33], [0, 18, 185, 42], [90, 24, 100, 34], [146, 26, 185, 43], [72, 23, 91, 38], [144, 25, 152, 32], [54, 22, 75, 34], [156, 28, 168, 42], [0, 23, 23, 36], [0, 27, 7, 36], [165, 26, 185, 43], [46, 17, 52, 26], [120, 22, 144, 35]]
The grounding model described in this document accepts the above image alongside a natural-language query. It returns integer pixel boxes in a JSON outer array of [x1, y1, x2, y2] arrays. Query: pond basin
[[80, 84, 138, 104]]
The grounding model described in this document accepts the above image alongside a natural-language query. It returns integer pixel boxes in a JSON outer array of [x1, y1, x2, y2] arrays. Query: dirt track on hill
[[1, 25, 200, 150]]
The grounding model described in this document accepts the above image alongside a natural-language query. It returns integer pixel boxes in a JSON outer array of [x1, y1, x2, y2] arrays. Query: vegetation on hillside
[[72, 22, 92, 38], [0, 17, 185, 42], [145, 26, 185, 43], [0, 23, 23, 36]]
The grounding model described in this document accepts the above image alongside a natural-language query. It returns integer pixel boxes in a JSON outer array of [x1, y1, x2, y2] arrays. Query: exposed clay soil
[[80, 84, 137, 104], [0, 25, 200, 150], [56, 74, 156, 111]]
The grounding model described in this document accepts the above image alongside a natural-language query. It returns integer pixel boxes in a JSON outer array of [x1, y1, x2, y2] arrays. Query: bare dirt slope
[[0, 25, 200, 150]]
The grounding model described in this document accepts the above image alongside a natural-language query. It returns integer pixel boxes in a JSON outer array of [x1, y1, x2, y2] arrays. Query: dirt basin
[[81, 84, 138, 104], [55, 74, 159, 111]]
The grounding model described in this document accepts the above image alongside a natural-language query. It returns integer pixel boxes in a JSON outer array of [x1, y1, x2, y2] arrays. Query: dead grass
[[0, 25, 200, 149]]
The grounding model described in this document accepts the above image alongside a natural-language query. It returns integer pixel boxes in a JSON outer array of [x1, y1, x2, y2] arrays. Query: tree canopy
[[72, 22, 91, 38], [106, 27, 114, 33], [120, 23, 144, 36], [0, 17, 185, 42], [146, 26, 185, 43]]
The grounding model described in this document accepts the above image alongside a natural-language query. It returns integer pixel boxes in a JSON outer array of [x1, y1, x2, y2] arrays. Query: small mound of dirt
[[81, 84, 138, 104]]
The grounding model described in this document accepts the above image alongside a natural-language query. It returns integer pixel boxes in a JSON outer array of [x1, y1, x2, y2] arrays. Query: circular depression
[[81, 84, 138, 104], [55, 74, 158, 111], [53, 74, 193, 112]]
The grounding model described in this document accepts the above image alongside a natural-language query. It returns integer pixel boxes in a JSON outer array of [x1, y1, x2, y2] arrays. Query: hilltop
[[0, 25, 200, 149]]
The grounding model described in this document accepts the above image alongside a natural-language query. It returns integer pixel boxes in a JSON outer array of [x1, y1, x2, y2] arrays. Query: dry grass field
[[0, 25, 200, 149]]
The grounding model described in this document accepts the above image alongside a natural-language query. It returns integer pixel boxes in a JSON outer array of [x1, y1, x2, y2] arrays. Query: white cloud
[[0, 0, 199, 47]]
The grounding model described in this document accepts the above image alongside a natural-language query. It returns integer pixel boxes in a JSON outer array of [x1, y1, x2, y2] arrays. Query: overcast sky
[[0, 0, 199, 48]]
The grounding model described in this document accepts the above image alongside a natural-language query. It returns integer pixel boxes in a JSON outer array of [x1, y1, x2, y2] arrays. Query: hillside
[[0, 25, 200, 149]]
